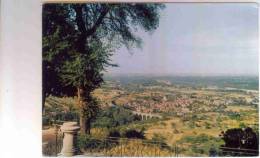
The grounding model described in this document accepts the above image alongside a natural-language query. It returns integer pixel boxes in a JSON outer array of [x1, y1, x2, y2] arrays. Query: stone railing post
[[59, 122, 80, 157]]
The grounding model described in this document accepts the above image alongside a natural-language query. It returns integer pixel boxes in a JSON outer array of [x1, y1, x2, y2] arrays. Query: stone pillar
[[59, 122, 80, 157]]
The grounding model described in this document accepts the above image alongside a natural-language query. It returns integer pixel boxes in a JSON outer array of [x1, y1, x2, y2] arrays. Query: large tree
[[43, 3, 165, 134], [219, 127, 259, 156]]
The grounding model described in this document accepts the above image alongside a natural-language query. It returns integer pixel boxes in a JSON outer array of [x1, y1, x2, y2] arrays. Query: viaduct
[[132, 111, 162, 120]]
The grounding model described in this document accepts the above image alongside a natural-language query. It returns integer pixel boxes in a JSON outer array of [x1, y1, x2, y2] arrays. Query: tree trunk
[[79, 116, 91, 135], [85, 118, 91, 135], [79, 113, 87, 134], [77, 87, 91, 135]]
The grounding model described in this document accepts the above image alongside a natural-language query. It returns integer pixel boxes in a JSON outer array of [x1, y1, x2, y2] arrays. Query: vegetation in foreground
[[43, 76, 259, 156]]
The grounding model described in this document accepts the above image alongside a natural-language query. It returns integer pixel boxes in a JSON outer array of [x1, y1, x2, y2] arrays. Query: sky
[[107, 3, 259, 76]]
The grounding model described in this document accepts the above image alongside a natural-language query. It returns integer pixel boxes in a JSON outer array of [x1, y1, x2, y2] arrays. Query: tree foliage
[[92, 106, 140, 128], [219, 127, 259, 156], [43, 3, 164, 96], [42, 3, 165, 133]]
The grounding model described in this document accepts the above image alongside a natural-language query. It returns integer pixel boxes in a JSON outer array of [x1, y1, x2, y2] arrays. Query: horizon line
[[104, 72, 259, 77]]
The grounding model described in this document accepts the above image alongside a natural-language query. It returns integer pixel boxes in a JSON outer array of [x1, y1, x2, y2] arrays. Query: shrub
[[219, 127, 259, 156], [108, 129, 121, 138], [78, 134, 115, 151], [78, 134, 95, 150], [122, 129, 145, 139]]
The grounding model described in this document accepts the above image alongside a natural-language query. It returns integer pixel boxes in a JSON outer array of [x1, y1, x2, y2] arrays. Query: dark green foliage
[[219, 127, 259, 156], [93, 116, 115, 128], [107, 128, 145, 139], [42, 3, 165, 133], [92, 106, 140, 128], [122, 129, 145, 139], [81, 96, 100, 121], [55, 111, 79, 122], [108, 129, 121, 138], [78, 134, 100, 150], [78, 134, 118, 151], [42, 3, 165, 99], [43, 4, 77, 98]]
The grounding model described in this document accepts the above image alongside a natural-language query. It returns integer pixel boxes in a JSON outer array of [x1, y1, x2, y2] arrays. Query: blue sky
[[107, 3, 258, 76]]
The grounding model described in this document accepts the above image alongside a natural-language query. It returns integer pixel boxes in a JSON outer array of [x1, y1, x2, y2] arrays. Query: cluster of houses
[[121, 95, 193, 114], [116, 90, 259, 116]]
